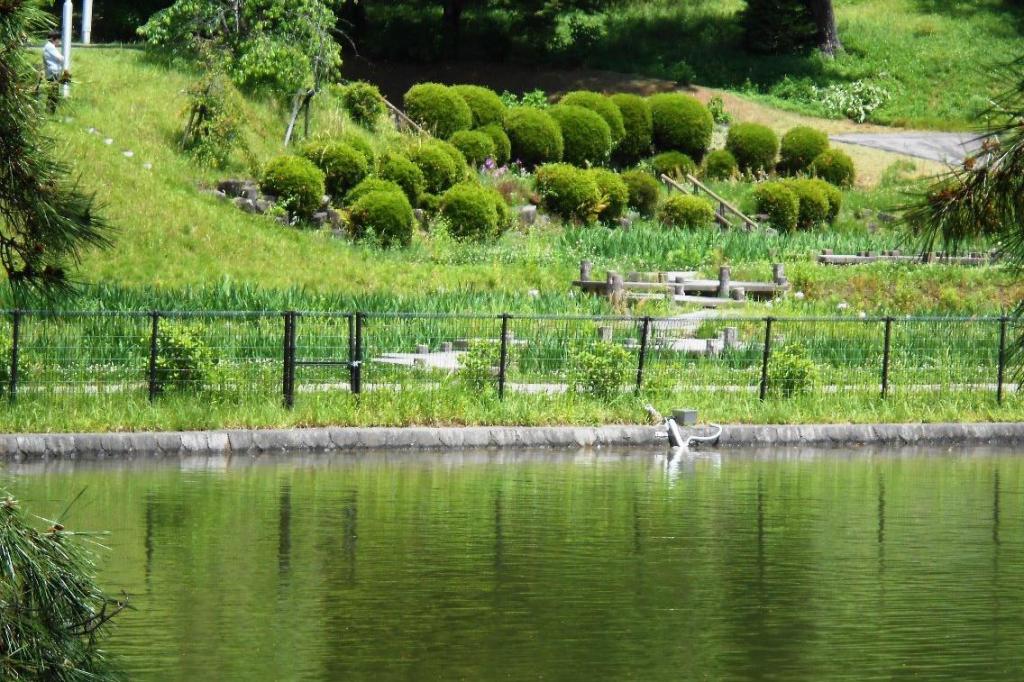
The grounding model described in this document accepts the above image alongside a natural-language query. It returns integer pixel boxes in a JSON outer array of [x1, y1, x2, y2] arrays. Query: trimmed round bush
[[504, 108, 563, 167], [408, 140, 463, 194], [441, 182, 500, 241], [806, 178, 842, 222], [811, 148, 856, 187], [349, 190, 415, 247], [726, 122, 779, 173], [477, 124, 511, 166], [753, 182, 799, 232], [403, 83, 472, 138], [547, 104, 613, 167], [783, 179, 830, 229], [419, 192, 442, 214], [779, 126, 829, 174], [344, 177, 405, 206], [535, 163, 601, 223], [610, 93, 653, 166], [559, 91, 626, 145], [587, 168, 629, 223], [449, 130, 496, 168], [339, 133, 376, 165], [377, 153, 426, 204], [651, 151, 697, 180], [488, 187, 514, 230], [657, 194, 715, 229], [452, 84, 506, 127], [260, 155, 325, 219], [647, 93, 713, 159], [621, 170, 660, 217], [340, 82, 386, 130], [702, 149, 739, 180], [300, 142, 369, 200]]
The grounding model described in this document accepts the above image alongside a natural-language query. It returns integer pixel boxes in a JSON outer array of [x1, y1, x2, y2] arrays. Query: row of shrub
[[724, 124, 856, 186], [754, 178, 843, 232], [402, 82, 715, 169]]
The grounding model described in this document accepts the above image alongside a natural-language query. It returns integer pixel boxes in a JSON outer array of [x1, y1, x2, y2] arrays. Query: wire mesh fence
[[0, 311, 1017, 409]]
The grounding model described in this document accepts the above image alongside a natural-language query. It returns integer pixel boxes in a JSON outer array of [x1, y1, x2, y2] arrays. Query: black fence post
[[759, 317, 773, 401], [148, 311, 160, 402], [8, 310, 21, 404], [636, 316, 652, 393], [498, 313, 511, 400], [348, 313, 357, 394], [998, 315, 1008, 404], [353, 312, 364, 395], [282, 311, 296, 409], [881, 317, 893, 399]]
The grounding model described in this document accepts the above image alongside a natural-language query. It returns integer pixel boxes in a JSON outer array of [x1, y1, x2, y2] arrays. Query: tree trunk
[[442, 0, 464, 59], [807, 0, 842, 56]]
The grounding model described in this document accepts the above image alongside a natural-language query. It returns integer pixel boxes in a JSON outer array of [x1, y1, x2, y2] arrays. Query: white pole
[[82, 0, 93, 45], [61, 0, 73, 97]]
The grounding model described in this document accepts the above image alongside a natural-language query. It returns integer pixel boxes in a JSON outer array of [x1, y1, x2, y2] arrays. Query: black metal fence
[[0, 310, 1017, 407]]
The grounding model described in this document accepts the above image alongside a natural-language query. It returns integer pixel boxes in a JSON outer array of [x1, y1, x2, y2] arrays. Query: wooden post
[[580, 260, 592, 281], [717, 266, 731, 299], [772, 263, 787, 285]]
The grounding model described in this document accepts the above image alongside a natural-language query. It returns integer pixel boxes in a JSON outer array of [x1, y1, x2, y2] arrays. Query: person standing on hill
[[42, 30, 65, 112]]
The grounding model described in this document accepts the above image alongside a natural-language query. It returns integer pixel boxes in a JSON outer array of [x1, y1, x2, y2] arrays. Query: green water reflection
[[7, 447, 1024, 680]]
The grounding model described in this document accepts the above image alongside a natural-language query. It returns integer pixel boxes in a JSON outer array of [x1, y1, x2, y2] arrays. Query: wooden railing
[[381, 96, 428, 136], [660, 174, 761, 231]]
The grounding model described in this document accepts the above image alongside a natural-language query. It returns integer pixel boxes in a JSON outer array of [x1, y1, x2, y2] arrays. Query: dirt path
[[347, 60, 950, 187]]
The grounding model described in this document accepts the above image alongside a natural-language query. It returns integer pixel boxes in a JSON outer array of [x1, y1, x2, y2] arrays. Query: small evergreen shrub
[[707, 95, 732, 124], [377, 153, 426, 204], [449, 130, 497, 168], [349, 190, 415, 247], [568, 341, 631, 399], [806, 178, 842, 222], [452, 84, 506, 127], [419, 192, 442, 214], [535, 163, 600, 223], [621, 170, 660, 217], [783, 179, 830, 229], [403, 83, 472, 138], [344, 177, 405, 206], [811, 148, 856, 187], [181, 72, 246, 168], [657, 194, 715, 229], [340, 81, 386, 129], [753, 182, 799, 232], [408, 140, 463, 194], [488, 187, 514, 230], [702, 149, 739, 180], [441, 182, 501, 240], [339, 133, 376, 165], [504, 107, 563, 167], [559, 91, 626, 145], [300, 142, 369, 200], [587, 168, 629, 223], [610, 93, 653, 166], [547, 104, 613, 167], [477, 124, 511, 165], [768, 344, 820, 397], [647, 93, 713, 159], [726, 122, 779, 173], [260, 155, 325, 218], [651, 151, 697, 180], [779, 126, 829, 174], [155, 323, 214, 393]]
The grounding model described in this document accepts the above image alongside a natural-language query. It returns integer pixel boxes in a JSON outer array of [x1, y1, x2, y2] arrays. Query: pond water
[[6, 446, 1024, 680]]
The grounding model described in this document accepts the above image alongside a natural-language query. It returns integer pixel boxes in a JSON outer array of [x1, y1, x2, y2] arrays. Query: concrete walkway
[[830, 132, 985, 165]]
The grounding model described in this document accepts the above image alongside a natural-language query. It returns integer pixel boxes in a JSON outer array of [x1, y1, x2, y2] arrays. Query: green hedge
[[559, 91, 626, 145], [340, 82, 386, 130], [779, 126, 829, 174], [648, 93, 713, 159], [344, 177, 405, 206], [260, 155, 325, 219], [652, 151, 697, 180], [441, 182, 501, 240], [408, 140, 465, 194], [783, 178, 830, 229], [452, 84, 506, 127], [350, 190, 415, 247], [504, 107, 563, 167], [449, 130, 497, 167], [811, 148, 856, 187], [657, 194, 715, 229], [535, 163, 600, 223], [404, 83, 472, 138], [377, 153, 426, 204], [621, 170, 660, 217], [702, 149, 739, 180], [753, 182, 799, 232], [300, 141, 369, 200], [477, 124, 512, 166], [726, 123, 779, 173], [587, 168, 629, 223], [547, 104, 613, 167], [610, 93, 653, 166]]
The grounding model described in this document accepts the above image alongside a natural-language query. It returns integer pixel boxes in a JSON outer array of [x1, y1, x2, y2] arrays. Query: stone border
[[2, 422, 1024, 460]]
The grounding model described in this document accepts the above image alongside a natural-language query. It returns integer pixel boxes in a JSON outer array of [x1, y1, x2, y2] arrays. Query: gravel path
[[829, 132, 985, 165]]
